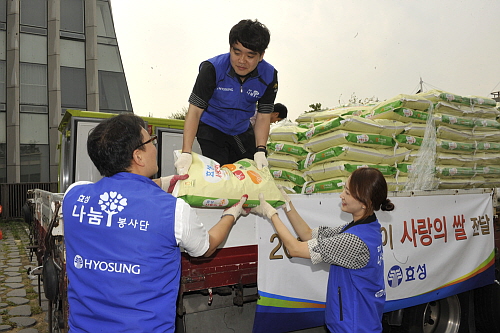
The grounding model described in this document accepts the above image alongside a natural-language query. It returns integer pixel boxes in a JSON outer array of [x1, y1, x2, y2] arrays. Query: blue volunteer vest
[[63, 172, 180, 333], [325, 217, 386, 333], [200, 53, 275, 136]]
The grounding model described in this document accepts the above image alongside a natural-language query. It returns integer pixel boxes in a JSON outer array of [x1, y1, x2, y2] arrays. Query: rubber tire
[[474, 282, 500, 332], [397, 295, 461, 333], [43, 256, 60, 302]]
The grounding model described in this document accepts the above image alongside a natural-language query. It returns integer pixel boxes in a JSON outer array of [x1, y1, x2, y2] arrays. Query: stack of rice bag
[[268, 90, 500, 193]]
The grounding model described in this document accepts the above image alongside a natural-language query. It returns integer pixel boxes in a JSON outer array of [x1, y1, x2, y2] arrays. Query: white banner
[[255, 191, 494, 323]]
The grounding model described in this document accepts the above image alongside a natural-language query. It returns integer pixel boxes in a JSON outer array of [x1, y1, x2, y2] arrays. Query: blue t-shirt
[[63, 172, 180, 332]]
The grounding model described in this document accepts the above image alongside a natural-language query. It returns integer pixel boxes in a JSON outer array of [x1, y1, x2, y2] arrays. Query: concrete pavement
[[0, 222, 49, 332]]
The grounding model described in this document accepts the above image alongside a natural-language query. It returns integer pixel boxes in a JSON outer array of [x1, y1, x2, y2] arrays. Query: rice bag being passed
[[172, 151, 285, 208]]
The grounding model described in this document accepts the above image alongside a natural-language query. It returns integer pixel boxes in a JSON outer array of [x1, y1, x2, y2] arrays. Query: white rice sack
[[372, 119, 410, 136], [269, 125, 308, 143], [273, 179, 302, 194], [437, 177, 485, 189], [403, 123, 427, 137], [385, 176, 409, 191], [268, 153, 304, 170], [436, 152, 500, 167], [172, 151, 284, 208], [436, 126, 500, 142]]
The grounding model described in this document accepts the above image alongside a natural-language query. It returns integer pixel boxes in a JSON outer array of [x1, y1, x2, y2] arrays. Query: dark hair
[[229, 19, 270, 54], [348, 168, 395, 220], [87, 114, 146, 177], [273, 103, 288, 119]]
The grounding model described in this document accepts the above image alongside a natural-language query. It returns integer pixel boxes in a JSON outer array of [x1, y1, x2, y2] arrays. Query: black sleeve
[[188, 61, 216, 109], [257, 68, 278, 114]]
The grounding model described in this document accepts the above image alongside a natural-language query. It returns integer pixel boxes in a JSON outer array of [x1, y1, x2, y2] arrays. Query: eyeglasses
[[135, 135, 157, 150]]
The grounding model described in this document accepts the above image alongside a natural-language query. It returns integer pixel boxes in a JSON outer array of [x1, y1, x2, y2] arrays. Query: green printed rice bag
[[437, 126, 500, 142], [303, 161, 396, 182], [436, 152, 500, 167], [394, 134, 423, 149], [371, 94, 432, 113], [436, 166, 500, 178], [418, 90, 496, 108], [434, 102, 499, 119], [437, 139, 500, 153], [304, 130, 395, 152], [371, 107, 429, 123], [302, 177, 347, 194], [299, 116, 390, 142], [269, 168, 306, 185], [172, 151, 284, 208], [300, 145, 410, 169], [267, 141, 310, 157], [436, 113, 500, 131], [396, 163, 415, 175]]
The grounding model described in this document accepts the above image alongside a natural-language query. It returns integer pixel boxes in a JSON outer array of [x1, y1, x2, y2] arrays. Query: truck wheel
[[400, 295, 461, 333], [474, 282, 500, 332]]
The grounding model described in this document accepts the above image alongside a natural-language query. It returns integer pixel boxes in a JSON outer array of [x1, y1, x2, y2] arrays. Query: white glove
[[254, 151, 268, 170], [160, 174, 189, 193], [277, 185, 292, 212], [251, 193, 277, 219], [222, 195, 250, 221], [175, 152, 192, 175]]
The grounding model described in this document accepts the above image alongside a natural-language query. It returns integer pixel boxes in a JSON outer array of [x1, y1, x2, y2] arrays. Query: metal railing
[[0, 182, 58, 219]]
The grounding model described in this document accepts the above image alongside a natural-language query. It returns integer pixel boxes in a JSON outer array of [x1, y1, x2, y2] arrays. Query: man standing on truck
[[62, 114, 249, 333], [175, 19, 278, 175]]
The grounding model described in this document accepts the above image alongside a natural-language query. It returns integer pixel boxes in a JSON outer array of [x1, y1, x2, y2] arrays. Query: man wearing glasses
[[62, 114, 248, 332]]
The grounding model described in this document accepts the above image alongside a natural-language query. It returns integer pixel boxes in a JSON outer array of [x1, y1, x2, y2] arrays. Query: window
[[20, 33, 47, 64], [61, 0, 84, 33], [0, 0, 6, 23], [20, 63, 47, 105], [20, 144, 49, 182], [97, 1, 116, 38], [20, 0, 47, 28], [20, 113, 49, 182], [0, 111, 5, 182], [99, 71, 132, 112], [61, 67, 86, 109]]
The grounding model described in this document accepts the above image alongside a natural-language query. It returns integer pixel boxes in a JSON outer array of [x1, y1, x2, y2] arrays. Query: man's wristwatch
[[256, 145, 268, 157]]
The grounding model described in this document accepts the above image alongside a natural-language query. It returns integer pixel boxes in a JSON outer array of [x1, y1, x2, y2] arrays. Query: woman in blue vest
[[252, 168, 395, 332], [175, 19, 278, 174]]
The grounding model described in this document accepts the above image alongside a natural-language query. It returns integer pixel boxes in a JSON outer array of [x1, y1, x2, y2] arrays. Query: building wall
[[0, 0, 132, 184]]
